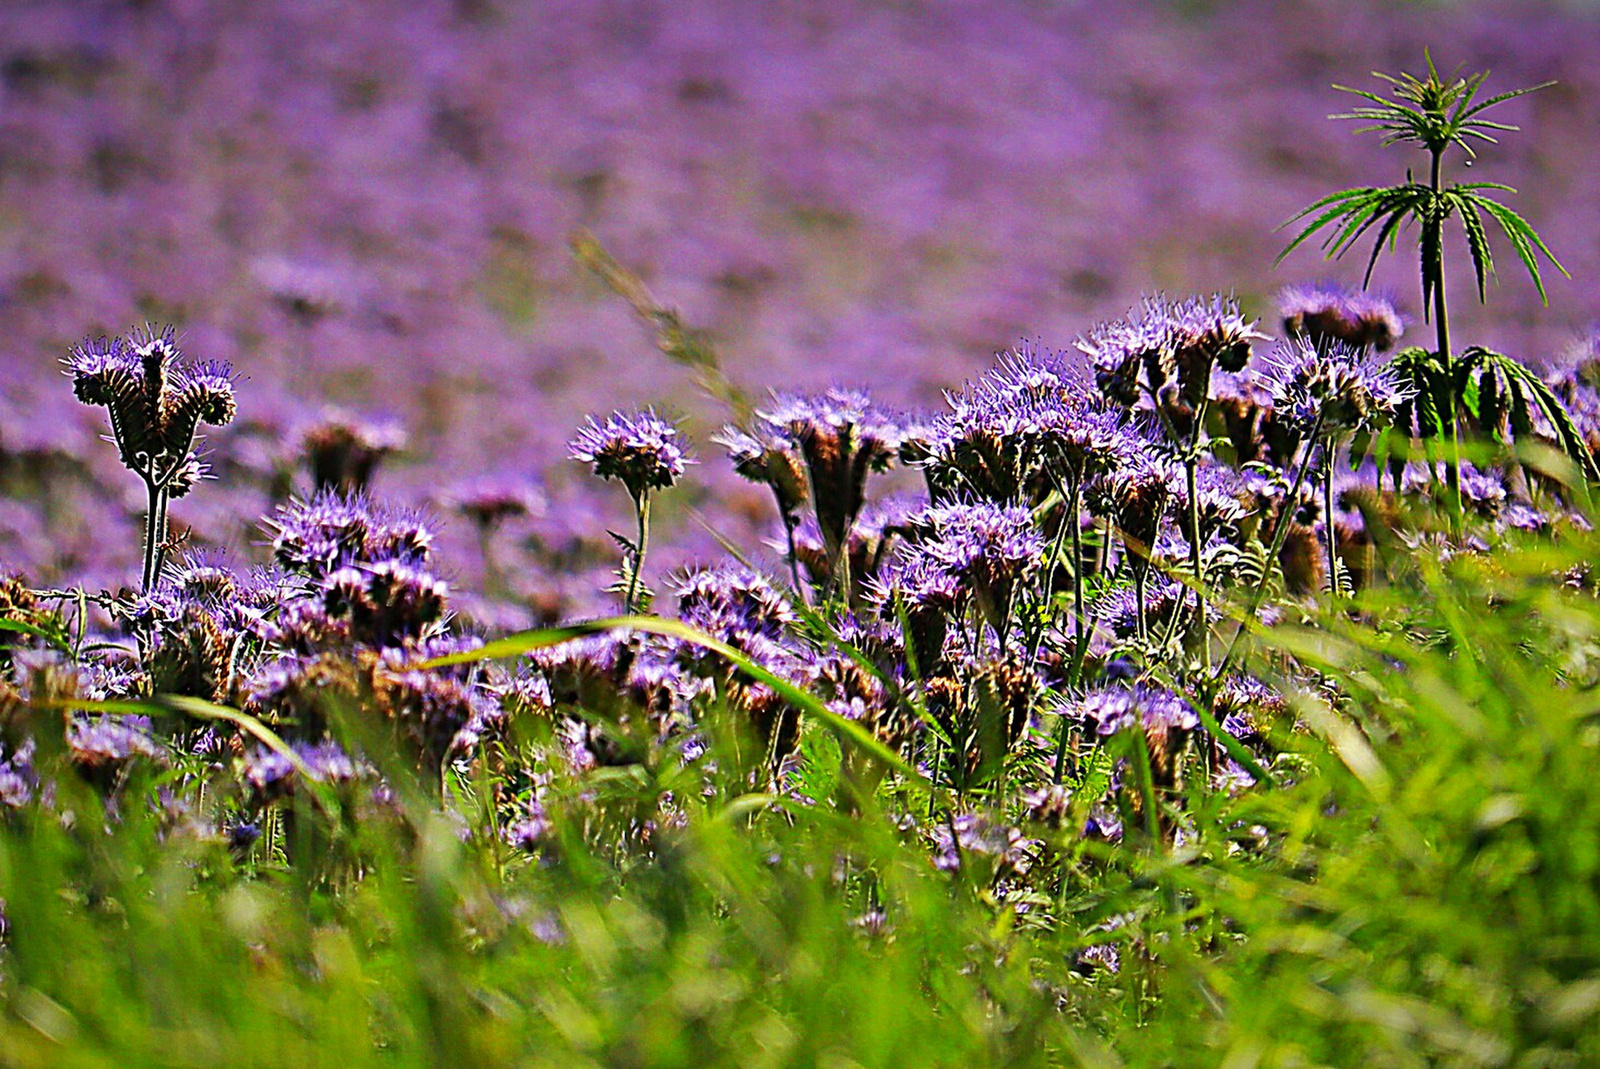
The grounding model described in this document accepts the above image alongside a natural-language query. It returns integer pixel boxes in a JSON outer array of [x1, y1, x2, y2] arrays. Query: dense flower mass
[[0, 22, 1598, 1062]]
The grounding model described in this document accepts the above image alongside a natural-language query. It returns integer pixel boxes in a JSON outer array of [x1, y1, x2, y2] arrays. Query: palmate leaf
[[1458, 191, 1569, 305], [1277, 183, 1432, 284], [1460, 347, 1600, 483], [1275, 186, 1388, 263], [1453, 191, 1493, 302]]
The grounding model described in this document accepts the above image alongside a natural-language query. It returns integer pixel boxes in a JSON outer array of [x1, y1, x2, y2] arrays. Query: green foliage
[[9, 535, 1600, 1064], [1278, 52, 1566, 311], [1378, 345, 1600, 483], [1331, 50, 1552, 157]]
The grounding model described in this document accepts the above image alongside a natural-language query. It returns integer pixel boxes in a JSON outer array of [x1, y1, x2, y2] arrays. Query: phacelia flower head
[[1266, 336, 1409, 437], [65, 325, 236, 483], [1078, 683, 1197, 736], [1279, 283, 1404, 352], [1087, 437, 1183, 555], [755, 388, 899, 559], [713, 424, 809, 520], [266, 491, 434, 578], [1164, 293, 1268, 398], [448, 477, 544, 529], [1077, 311, 1169, 409], [299, 408, 405, 494], [923, 343, 1109, 504], [569, 408, 692, 500], [913, 501, 1044, 633], [674, 565, 795, 643], [1078, 295, 1265, 418], [67, 714, 164, 787], [321, 559, 451, 647]]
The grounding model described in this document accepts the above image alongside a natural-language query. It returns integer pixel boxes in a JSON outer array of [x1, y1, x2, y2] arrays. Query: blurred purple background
[[2, 0, 1598, 611]]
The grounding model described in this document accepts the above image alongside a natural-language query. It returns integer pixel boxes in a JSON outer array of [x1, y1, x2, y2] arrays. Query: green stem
[[782, 514, 807, 607], [625, 493, 651, 614], [1133, 559, 1148, 643], [1430, 147, 1464, 527], [1322, 456, 1340, 598], [140, 480, 168, 592]]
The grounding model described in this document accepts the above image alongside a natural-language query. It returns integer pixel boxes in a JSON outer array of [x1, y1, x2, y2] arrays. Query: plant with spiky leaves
[[1277, 53, 1586, 508], [65, 326, 236, 591]]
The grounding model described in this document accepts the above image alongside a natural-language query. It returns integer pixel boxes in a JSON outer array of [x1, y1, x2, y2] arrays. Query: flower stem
[[782, 513, 808, 607], [140, 480, 169, 592], [1429, 147, 1464, 529], [1322, 455, 1341, 598], [625, 493, 651, 614]]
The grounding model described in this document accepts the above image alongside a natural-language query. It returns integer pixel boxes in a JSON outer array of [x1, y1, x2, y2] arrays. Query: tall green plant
[[1277, 53, 1590, 500]]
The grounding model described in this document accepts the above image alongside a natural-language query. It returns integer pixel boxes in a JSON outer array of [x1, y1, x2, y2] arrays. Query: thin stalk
[[1067, 479, 1087, 685], [781, 513, 807, 607], [1133, 560, 1149, 642], [1429, 147, 1464, 527], [1322, 457, 1341, 598], [140, 480, 169, 592], [1183, 401, 1212, 662], [624, 493, 651, 614], [1215, 409, 1329, 678]]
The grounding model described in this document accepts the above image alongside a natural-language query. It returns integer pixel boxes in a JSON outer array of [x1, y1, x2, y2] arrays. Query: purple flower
[[754, 388, 899, 559], [930, 812, 1034, 877], [1266, 336, 1408, 437], [916, 501, 1044, 630], [674, 565, 795, 641], [448, 477, 544, 529], [321, 559, 451, 647], [569, 408, 692, 499], [64, 325, 236, 487], [67, 714, 163, 770], [1078, 295, 1264, 415], [713, 424, 809, 520], [299, 408, 405, 494], [923, 344, 1112, 504], [266, 491, 434, 577], [1077, 684, 1197, 737]]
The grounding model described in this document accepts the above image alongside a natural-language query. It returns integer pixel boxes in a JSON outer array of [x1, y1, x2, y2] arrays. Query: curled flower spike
[[266, 491, 434, 578], [569, 408, 692, 501], [448, 477, 544, 529], [1078, 295, 1265, 420], [64, 325, 236, 590], [1077, 683, 1199, 786], [916, 501, 1044, 636], [714, 424, 808, 521], [1165, 294, 1268, 404], [1279, 283, 1405, 352]]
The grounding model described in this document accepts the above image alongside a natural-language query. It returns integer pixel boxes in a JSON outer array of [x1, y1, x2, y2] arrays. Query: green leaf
[[1452, 191, 1493, 302], [1466, 193, 1569, 305], [0, 617, 71, 653]]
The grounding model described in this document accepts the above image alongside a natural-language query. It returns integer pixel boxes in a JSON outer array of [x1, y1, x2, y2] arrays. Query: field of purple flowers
[[5, 1, 1600, 612], [5, 3, 1600, 1065]]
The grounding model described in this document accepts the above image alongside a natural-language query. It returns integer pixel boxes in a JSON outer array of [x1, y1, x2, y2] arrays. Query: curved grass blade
[[421, 615, 926, 783]]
